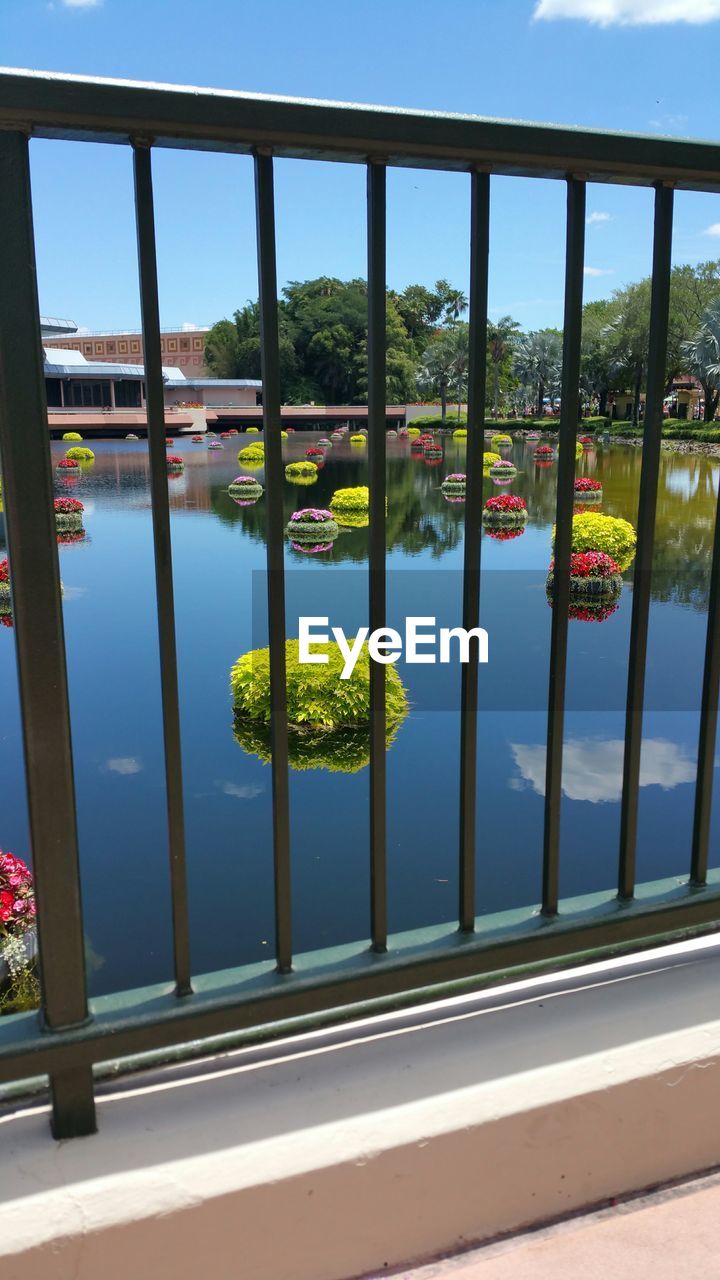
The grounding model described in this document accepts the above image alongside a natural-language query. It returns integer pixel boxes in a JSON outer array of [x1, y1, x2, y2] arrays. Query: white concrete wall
[[2, 936, 720, 1280]]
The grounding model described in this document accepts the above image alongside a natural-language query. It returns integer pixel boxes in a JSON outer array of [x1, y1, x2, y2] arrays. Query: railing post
[[458, 170, 490, 933], [690, 474, 720, 884], [618, 183, 674, 900], [133, 143, 193, 996], [367, 160, 388, 952], [254, 150, 293, 973], [542, 176, 586, 916], [0, 130, 96, 1138]]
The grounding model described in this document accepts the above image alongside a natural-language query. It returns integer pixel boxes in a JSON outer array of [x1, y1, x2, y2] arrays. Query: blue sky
[[4, 0, 720, 333]]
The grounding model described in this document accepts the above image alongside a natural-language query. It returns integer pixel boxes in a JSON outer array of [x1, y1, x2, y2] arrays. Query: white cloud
[[181, 321, 197, 332], [584, 266, 614, 277], [105, 757, 142, 775], [61, 0, 102, 7], [221, 781, 264, 800], [534, 0, 720, 23], [510, 737, 696, 804], [587, 211, 611, 225], [703, 223, 720, 237]]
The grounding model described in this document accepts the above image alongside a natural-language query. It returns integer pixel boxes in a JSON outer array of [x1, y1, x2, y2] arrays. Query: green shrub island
[[490, 433, 512, 450], [350, 433, 366, 445], [228, 475, 264, 502], [482, 451, 502, 470], [488, 460, 517, 480], [285, 460, 319, 482], [238, 443, 265, 463], [453, 428, 468, 440], [406, 427, 422, 438], [231, 638, 408, 773], [246, 426, 260, 433], [285, 507, 339, 544], [441, 473, 466, 497], [65, 446, 95, 463], [62, 432, 83, 442], [553, 512, 637, 572]]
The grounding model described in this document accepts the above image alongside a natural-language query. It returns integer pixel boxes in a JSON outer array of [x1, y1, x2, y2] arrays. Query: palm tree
[[682, 297, 720, 422], [513, 330, 562, 417], [419, 333, 456, 420], [488, 316, 520, 416]]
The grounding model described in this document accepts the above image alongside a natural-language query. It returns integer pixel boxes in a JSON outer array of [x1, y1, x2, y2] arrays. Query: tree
[[204, 319, 240, 379], [513, 330, 562, 417], [682, 297, 720, 421], [487, 316, 520, 416], [418, 332, 456, 419]]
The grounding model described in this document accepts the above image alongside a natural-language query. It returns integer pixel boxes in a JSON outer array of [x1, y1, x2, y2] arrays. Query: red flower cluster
[[53, 497, 84, 513], [549, 550, 620, 578], [57, 458, 79, 469], [485, 526, 525, 541], [166, 455, 184, 465], [0, 560, 9, 584], [579, 435, 594, 445], [574, 478, 602, 492], [57, 531, 86, 545], [191, 435, 204, 443], [534, 445, 554, 457], [165, 438, 175, 446], [0, 851, 36, 933], [306, 447, 325, 458], [569, 601, 619, 623], [484, 494, 527, 513]]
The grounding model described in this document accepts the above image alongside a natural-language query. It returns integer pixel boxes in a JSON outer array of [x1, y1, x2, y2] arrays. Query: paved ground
[[379, 1172, 720, 1280]]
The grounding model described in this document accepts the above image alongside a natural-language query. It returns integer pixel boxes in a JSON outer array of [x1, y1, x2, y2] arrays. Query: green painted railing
[[0, 69, 719, 1139]]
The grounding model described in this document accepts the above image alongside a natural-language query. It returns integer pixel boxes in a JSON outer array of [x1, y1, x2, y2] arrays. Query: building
[[43, 324, 212, 376]]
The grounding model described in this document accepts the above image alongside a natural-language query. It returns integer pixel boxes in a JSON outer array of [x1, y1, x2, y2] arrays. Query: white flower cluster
[[1, 934, 29, 978]]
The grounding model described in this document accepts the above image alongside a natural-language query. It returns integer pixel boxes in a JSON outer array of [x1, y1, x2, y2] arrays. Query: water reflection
[[510, 737, 697, 803]]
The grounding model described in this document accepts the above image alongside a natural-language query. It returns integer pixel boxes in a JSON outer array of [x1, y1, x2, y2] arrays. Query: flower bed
[[453, 428, 468, 440], [554, 512, 637, 571], [330, 432, 343, 442], [534, 444, 555, 460], [0, 560, 10, 615], [525, 431, 541, 440], [0, 849, 38, 1009], [229, 475, 263, 503], [318, 438, 332, 447], [246, 427, 260, 434], [191, 435, 204, 443], [489, 460, 517, 481], [286, 507, 339, 544], [386, 430, 397, 438], [62, 432, 83, 442], [285, 460, 319, 484], [491, 433, 512, 450], [350, 433, 366, 445], [574, 477, 602, 502], [165, 438, 175, 446], [407, 427, 421, 438], [306, 446, 326, 460], [424, 444, 443, 459], [166, 455, 185, 472], [65, 446, 94, 462], [482, 451, 501, 470], [231, 639, 408, 766], [57, 458, 79, 471], [482, 494, 528, 528], [208, 441, 223, 450], [441, 473, 466, 497], [579, 435, 594, 446], [546, 550, 623, 598], [220, 431, 233, 438], [53, 497, 85, 532], [329, 486, 369, 514], [238, 444, 265, 463], [125, 433, 139, 441]]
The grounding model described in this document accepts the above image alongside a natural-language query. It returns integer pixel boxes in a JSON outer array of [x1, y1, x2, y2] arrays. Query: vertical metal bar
[[254, 151, 292, 973], [132, 144, 192, 995], [691, 477, 720, 884], [618, 183, 674, 899], [367, 161, 388, 952], [458, 170, 490, 932], [0, 131, 95, 1138], [542, 176, 586, 916]]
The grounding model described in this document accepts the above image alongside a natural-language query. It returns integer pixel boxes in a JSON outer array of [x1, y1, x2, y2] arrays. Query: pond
[[1, 431, 719, 998]]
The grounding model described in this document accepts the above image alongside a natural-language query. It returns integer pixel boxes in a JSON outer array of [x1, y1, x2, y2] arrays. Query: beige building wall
[[44, 328, 210, 376]]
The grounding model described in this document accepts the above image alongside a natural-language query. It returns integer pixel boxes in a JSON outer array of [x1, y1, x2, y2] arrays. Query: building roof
[[43, 347, 186, 381], [40, 316, 78, 337], [164, 378, 262, 388]]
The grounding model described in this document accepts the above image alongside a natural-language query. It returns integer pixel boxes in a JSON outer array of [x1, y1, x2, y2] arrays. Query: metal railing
[[1, 69, 720, 1140]]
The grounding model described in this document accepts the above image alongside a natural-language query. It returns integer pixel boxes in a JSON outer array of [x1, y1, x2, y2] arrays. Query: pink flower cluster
[[232, 475, 258, 486], [484, 494, 527, 513], [53, 497, 84, 513], [289, 508, 334, 523], [445, 474, 466, 482], [0, 560, 8, 585], [574, 478, 602, 492], [0, 851, 36, 934]]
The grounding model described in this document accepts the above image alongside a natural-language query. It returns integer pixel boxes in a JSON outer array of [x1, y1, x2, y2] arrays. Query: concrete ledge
[[1, 937, 720, 1280]]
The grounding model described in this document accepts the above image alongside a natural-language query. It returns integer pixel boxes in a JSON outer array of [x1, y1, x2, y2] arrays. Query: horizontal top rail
[[2, 68, 720, 189]]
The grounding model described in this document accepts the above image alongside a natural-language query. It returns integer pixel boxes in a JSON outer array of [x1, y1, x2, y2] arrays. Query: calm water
[[1, 432, 719, 996]]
